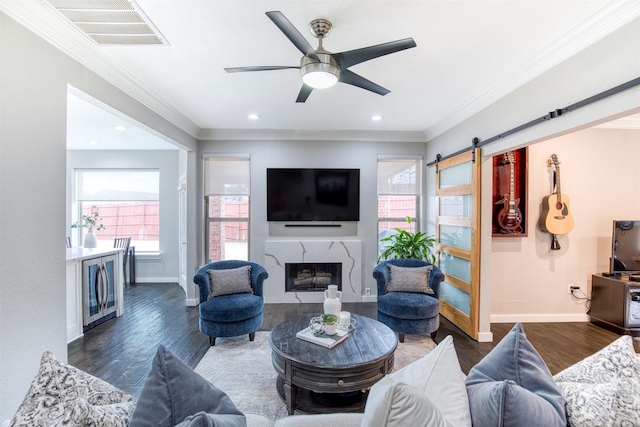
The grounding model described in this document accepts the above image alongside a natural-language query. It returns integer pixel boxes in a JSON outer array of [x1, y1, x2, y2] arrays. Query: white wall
[[491, 128, 640, 321], [425, 17, 640, 340], [0, 13, 68, 421], [0, 12, 197, 420], [67, 150, 181, 282], [196, 138, 427, 301]]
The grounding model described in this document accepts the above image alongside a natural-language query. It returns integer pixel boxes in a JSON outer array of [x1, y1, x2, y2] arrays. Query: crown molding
[[0, 1, 200, 139], [595, 112, 640, 129], [198, 128, 427, 143], [423, 1, 640, 141]]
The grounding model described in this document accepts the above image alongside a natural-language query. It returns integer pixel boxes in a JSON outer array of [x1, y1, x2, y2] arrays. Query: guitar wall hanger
[[492, 147, 528, 237], [539, 154, 574, 250]]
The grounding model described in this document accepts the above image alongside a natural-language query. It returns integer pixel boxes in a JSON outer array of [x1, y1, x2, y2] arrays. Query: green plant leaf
[[70, 206, 106, 231], [322, 313, 338, 325], [378, 217, 436, 263]]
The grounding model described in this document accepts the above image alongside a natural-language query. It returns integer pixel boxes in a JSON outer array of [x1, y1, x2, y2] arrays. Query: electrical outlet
[[568, 284, 580, 294], [365, 287, 371, 296]]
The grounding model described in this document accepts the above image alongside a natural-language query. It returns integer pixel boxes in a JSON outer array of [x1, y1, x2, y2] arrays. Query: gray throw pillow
[[130, 345, 246, 427], [387, 264, 434, 294], [175, 412, 246, 427], [207, 266, 253, 299], [10, 351, 135, 427], [465, 323, 566, 427]]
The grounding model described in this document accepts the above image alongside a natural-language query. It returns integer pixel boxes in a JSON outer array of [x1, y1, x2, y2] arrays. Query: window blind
[[76, 169, 159, 201], [377, 158, 421, 194], [204, 158, 250, 196]]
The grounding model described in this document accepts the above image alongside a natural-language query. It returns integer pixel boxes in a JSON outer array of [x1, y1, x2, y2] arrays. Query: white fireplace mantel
[[264, 240, 362, 304]]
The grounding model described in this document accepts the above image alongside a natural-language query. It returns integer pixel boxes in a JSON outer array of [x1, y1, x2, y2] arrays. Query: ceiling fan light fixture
[[302, 69, 339, 89], [227, 12, 416, 102], [300, 53, 339, 89]]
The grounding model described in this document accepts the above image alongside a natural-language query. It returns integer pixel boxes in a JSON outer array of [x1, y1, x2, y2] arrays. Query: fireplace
[[285, 262, 342, 292], [263, 240, 362, 303]]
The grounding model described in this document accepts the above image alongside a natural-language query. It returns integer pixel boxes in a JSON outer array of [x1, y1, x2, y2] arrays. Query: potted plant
[[378, 216, 436, 264], [322, 313, 338, 325], [71, 206, 105, 248], [322, 313, 338, 336]]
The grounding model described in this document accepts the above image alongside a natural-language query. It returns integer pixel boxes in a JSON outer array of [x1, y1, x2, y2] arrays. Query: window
[[377, 157, 422, 257], [204, 157, 250, 262], [74, 169, 160, 252]]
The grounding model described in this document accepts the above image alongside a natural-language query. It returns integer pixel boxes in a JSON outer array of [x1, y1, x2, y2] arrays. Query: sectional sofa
[[5, 323, 639, 427]]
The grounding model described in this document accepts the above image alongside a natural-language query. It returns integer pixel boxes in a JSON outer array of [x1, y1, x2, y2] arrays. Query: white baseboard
[[185, 298, 198, 307], [490, 313, 590, 323], [133, 277, 178, 284], [361, 295, 378, 303], [477, 331, 494, 342]]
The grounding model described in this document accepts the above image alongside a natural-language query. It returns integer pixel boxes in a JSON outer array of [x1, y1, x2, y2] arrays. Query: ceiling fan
[[224, 11, 417, 103]]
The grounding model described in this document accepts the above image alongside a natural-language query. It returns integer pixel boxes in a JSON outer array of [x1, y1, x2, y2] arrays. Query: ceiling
[[66, 91, 179, 150], [2, 0, 638, 150]]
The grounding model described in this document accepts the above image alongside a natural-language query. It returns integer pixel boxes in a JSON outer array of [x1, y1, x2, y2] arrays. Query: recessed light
[[371, 115, 382, 121], [114, 125, 127, 131], [87, 140, 99, 146], [248, 114, 261, 120]]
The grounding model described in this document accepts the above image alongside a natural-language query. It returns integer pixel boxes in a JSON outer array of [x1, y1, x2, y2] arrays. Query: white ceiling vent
[[46, 0, 168, 45]]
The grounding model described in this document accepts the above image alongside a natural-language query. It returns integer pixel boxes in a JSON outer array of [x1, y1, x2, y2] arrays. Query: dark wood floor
[[69, 283, 639, 398]]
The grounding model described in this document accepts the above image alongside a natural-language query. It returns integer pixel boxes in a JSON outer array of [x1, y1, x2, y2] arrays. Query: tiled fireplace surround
[[264, 240, 362, 304]]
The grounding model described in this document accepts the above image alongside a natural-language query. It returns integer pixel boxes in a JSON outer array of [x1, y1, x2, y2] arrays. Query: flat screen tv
[[267, 168, 360, 221], [611, 220, 640, 275]]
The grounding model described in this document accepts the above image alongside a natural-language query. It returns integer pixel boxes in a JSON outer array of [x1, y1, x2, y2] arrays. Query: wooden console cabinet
[[590, 274, 640, 336]]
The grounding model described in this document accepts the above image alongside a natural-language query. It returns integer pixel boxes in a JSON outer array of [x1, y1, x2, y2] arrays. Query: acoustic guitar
[[496, 152, 523, 232], [539, 154, 574, 236]]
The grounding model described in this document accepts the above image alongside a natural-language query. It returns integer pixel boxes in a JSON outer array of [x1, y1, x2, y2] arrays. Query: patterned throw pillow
[[10, 351, 135, 427], [553, 335, 640, 427], [387, 264, 434, 294], [207, 265, 253, 299]]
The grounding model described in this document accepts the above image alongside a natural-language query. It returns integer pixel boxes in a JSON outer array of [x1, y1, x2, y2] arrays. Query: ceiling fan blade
[[338, 69, 390, 96], [333, 38, 416, 69], [225, 66, 300, 73], [266, 11, 319, 62], [296, 84, 314, 103]]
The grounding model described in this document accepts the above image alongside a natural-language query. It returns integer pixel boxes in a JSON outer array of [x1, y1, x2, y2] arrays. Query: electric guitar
[[496, 152, 523, 232], [539, 154, 574, 236]]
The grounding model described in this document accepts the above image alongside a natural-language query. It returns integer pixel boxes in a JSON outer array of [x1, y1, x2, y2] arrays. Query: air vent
[[46, 0, 168, 45]]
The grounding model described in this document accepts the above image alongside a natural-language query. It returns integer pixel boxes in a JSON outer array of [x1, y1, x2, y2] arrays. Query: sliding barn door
[[435, 149, 481, 340]]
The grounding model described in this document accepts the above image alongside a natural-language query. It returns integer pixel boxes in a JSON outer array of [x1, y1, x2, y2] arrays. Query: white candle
[[339, 311, 351, 327]]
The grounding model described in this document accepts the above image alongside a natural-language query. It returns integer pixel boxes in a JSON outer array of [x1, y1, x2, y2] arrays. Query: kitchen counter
[[66, 246, 124, 262]]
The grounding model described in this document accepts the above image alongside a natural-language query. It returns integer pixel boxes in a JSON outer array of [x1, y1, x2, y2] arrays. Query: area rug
[[194, 331, 436, 421]]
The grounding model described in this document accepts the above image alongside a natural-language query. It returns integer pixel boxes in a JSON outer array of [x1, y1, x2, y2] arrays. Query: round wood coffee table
[[269, 313, 397, 415]]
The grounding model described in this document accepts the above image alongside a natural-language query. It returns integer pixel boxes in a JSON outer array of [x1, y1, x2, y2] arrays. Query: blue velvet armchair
[[373, 258, 445, 342], [193, 260, 268, 346]]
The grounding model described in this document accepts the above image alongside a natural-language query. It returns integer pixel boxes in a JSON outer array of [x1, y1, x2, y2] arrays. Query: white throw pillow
[[553, 335, 640, 427], [361, 335, 471, 427], [362, 382, 448, 427]]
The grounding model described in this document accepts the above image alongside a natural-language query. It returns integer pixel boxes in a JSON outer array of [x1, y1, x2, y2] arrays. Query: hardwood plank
[[68, 283, 640, 398], [68, 283, 209, 396]]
